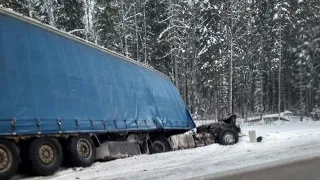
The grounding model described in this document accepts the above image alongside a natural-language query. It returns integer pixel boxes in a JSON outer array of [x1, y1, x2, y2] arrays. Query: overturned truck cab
[[194, 114, 241, 146]]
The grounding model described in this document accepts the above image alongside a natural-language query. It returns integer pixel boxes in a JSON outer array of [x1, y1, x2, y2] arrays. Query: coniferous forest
[[1, 0, 320, 120]]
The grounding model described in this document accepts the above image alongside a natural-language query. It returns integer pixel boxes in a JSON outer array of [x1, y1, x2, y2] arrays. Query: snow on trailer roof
[[0, 7, 169, 79]]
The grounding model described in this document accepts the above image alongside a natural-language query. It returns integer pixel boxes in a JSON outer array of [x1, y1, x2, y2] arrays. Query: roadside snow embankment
[[22, 122, 320, 180]]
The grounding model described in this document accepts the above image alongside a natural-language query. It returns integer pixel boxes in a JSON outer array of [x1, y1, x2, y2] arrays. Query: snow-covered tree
[[56, 0, 85, 38], [2, 0, 320, 119], [0, 0, 34, 16], [157, 0, 190, 90]]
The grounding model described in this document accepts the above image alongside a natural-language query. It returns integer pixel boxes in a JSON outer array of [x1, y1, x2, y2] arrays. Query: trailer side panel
[[0, 12, 195, 136]]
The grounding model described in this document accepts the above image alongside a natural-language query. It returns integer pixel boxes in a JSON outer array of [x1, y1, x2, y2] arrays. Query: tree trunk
[[278, 24, 282, 120], [134, 4, 139, 62], [27, 0, 33, 18], [229, 0, 234, 114], [300, 64, 304, 122], [143, 0, 147, 64]]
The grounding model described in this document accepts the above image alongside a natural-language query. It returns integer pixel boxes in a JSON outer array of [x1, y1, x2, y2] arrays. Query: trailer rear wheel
[[150, 137, 171, 154], [66, 135, 96, 167], [0, 140, 19, 180], [28, 137, 62, 176], [218, 129, 239, 145]]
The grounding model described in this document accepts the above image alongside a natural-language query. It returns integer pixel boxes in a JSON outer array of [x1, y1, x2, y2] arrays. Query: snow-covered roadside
[[21, 122, 320, 180]]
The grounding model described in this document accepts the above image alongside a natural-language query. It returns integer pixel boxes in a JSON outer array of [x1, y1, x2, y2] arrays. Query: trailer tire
[[28, 137, 62, 176], [0, 140, 20, 180], [218, 129, 239, 145], [150, 137, 171, 154], [66, 135, 96, 167]]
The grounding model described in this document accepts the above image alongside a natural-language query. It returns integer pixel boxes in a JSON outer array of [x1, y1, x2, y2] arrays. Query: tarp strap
[[57, 118, 62, 133], [75, 119, 80, 131], [37, 117, 41, 134], [103, 120, 106, 131], [11, 118, 16, 135], [90, 119, 94, 128]]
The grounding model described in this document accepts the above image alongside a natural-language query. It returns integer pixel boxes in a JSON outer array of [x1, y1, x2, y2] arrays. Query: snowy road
[[20, 122, 320, 180], [212, 156, 320, 180]]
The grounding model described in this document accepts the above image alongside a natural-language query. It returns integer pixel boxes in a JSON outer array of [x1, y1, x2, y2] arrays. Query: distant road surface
[[211, 157, 320, 180]]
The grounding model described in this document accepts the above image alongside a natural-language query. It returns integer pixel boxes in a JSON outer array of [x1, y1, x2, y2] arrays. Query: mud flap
[[96, 141, 141, 160]]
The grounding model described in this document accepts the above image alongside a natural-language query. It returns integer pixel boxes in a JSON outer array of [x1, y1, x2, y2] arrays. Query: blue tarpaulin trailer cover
[[0, 9, 195, 136]]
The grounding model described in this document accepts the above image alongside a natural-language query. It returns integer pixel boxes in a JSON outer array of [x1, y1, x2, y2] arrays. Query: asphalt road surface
[[211, 157, 320, 180]]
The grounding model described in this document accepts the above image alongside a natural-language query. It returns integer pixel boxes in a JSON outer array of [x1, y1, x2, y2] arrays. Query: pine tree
[[0, 0, 34, 17], [2, 0, 320, 119], [56, 0, 85, 38], [157, 0, 190, 89], [94, 0, 120, 51]]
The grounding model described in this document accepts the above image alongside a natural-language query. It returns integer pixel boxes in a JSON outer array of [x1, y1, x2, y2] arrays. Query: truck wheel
[[28, 137, 62, 176], [218, 129, 239, 145], [66, 135, 96, 167], [150, 137, 171, 154], [0, 140, 20, 180]]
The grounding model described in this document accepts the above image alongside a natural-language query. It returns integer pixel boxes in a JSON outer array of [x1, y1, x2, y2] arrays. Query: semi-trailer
[[0, 8, 195, 180]]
